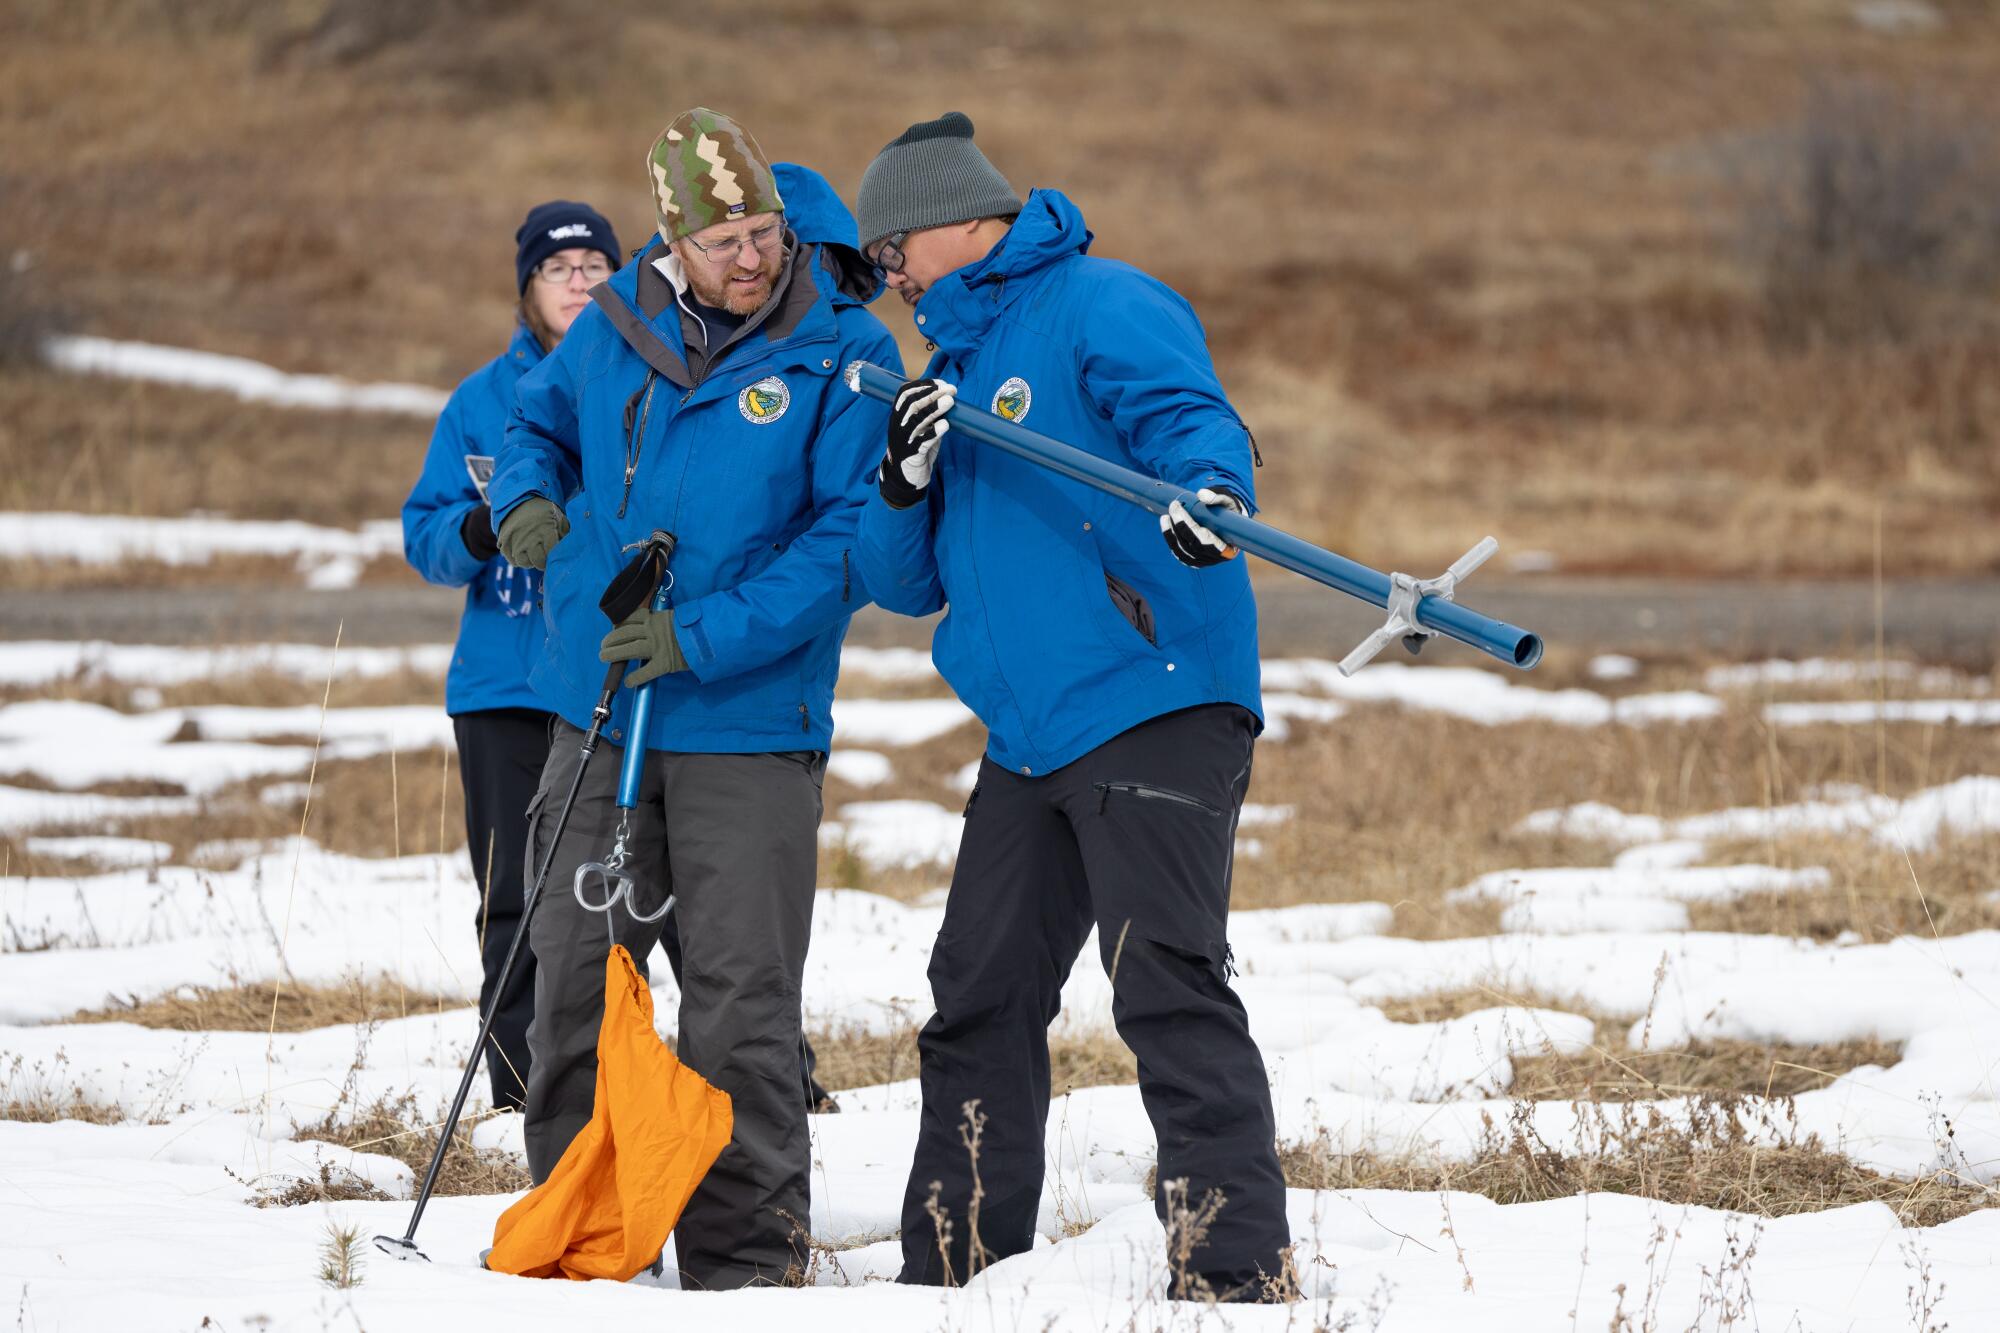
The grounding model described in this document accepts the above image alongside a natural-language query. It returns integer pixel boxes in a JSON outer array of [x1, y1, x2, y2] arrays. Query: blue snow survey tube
[[843, 360, 1543, 672]]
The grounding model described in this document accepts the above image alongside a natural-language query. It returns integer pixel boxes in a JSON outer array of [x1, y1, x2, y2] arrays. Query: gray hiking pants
[[521, 718, 824, 1289]]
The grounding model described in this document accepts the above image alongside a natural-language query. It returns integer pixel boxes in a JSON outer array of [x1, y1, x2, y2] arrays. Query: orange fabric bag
[[486, 944, 734, 1281]]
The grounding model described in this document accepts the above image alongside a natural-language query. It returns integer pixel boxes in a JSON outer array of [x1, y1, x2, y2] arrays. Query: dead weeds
[[1277, 1097, 1993, 1228], [71, 976, 456, 1033]]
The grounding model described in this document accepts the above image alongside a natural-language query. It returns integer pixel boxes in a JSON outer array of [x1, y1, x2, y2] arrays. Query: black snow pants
[[897, 704, 1289, 1294], [452, 707, 553, 1111]]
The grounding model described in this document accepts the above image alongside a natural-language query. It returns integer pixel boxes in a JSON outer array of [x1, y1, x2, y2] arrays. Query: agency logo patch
[[738, 375, 791, 425], [992, 376, 1032, 423]]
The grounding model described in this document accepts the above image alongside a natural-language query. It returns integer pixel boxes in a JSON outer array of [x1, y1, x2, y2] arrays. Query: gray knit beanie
[[856, 112, 1020, 253]]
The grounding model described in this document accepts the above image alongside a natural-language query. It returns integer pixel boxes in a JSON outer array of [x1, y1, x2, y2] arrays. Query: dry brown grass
[[0, 663, 448, 713], [1230, 702, 2000, 935], [1376, 987, 1902, 1100], [0, 553, 411, 592], [1, 2, 1996, 574], [296, 1089, 530, 1198], [0, 1091, 125, 1125], [1276, 1099, 1994, 1227], [70, 976, 457, 1033], [1687, 832, 2000, 943], [807, 1018, 1136, 1096]]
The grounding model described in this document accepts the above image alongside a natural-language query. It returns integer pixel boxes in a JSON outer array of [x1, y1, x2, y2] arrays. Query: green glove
[[599, 606, 689, 686], [496, 497, 569, 570]]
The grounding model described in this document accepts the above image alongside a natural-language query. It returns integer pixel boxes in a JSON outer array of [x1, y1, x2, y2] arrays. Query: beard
[[681, 244, 785, 315]]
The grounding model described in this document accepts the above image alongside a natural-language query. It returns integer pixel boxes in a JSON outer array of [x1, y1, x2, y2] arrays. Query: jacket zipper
[[619, 371, 659, 518], [1093, 781, 1225, 817], [841, 549, 851, 603]]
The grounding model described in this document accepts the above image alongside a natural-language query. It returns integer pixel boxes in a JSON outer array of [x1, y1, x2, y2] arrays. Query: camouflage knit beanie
[[647, 108, 785, 246], [857, 111, 1019, 253]]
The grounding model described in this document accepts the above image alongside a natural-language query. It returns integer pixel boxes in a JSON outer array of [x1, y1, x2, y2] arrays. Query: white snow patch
[[1767, 699, 2000, 726], [1260, 658, 1723, 727], [825, 749, 894, 787], [0, 512, 404, 586], [43, 334, 450, 416], [21, 835, 173, 867], [1705, 657, 1984, 693], [829, 697, 977, 746], [0, 640, 446, 688], [0, 783, 199, 836], [819, 800, 963, 869], [1518, 776, 2000, 853], [1587, 653, 1641, 681]]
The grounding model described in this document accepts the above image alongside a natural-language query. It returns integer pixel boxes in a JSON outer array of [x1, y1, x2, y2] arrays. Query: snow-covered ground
[[5, 648, 1999, 1329]]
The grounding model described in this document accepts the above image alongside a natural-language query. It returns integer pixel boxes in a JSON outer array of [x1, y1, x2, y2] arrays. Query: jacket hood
[[956, 188, 1093, 287]]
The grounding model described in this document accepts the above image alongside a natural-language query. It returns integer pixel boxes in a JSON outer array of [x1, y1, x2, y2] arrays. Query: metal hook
[[572, 813, 674, 948]]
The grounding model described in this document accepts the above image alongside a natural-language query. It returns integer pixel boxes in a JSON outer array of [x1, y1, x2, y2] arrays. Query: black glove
[[879, 378, 957, 509], [1161, 489, 1247, 568], [460, 503, 500, 562]]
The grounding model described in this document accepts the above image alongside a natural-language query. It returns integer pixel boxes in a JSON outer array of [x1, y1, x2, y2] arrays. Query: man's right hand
[[879, 378, 956, 509], [496, 496, 569, 570]]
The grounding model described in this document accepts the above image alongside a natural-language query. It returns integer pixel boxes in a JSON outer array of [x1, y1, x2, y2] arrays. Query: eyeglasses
[[535, 256, 613, 285], [868, 231, 910, 280], [684, 218, 786, 264]]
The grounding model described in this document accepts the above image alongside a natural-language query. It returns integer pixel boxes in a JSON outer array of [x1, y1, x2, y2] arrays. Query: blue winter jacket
[[401, 323, 551, 716], [490, 164, 901, 752], [854, 189, 1262, 776]]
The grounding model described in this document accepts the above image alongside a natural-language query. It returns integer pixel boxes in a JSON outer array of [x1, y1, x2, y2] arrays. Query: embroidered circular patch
[[991, 376, 1032, 423], [738, 375, 791, 425]]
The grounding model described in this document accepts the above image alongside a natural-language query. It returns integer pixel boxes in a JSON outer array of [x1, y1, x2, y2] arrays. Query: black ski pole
[[373, 657, 626, 1262], [375, 529, 676, 1263]]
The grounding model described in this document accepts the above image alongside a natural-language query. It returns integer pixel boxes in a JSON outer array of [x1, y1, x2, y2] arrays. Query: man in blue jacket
[[853, 113, 1291, 1300], [401, 199, 621, 1111], [489, 109, 898, 1289]]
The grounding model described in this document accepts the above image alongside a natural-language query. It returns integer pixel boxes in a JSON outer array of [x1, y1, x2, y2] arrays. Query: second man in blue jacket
[[853, 113, 1291, 1300]]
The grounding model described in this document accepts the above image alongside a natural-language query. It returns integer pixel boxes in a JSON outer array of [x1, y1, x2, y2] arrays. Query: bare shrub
[[1722, 79, 2000, 345]]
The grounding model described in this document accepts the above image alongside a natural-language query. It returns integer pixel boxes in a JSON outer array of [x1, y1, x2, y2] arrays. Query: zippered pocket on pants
[[1092, 781, 1225, 818]]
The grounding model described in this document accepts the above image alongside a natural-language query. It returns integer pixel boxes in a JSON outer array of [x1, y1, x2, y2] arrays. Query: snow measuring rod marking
[[842, 361, 1544, 675]]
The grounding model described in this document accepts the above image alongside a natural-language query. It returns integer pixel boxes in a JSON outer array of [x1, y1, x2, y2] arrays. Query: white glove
[[879, 378, 957, 508]]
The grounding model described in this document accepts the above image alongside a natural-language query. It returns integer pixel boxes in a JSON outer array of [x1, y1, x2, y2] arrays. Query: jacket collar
[[503, 322, 545, 371], [594, 234, 831, 390], [913, 189, 1092, 361]]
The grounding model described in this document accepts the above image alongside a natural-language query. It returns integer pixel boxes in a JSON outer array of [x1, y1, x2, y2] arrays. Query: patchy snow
[[824, 749, 894, 787], [1260, 659, 1724, 727], [0, 640, 455, 688], [8, 650, 2000, 1328], [43, 334, 450, 416], [1587, 653, 1641, 681], [829, 696, 977, 746], [818, 800, 963, 870], [0, 700, 452, 795], [0, 783, 198, 836], [20, 835, 173, 867], [1705, 657, 1986, 693], [1519, 776, 2000, 852], [0, 512, 404, 587], [834, 645, 944, 683], [1767, 699, 2000, 726]]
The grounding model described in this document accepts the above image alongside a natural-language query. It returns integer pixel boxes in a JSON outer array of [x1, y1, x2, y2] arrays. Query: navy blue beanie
[[514, 200, 622, 293]]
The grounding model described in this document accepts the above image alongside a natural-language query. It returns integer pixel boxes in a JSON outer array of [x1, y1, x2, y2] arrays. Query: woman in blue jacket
[[401, 200, 623, 1109]]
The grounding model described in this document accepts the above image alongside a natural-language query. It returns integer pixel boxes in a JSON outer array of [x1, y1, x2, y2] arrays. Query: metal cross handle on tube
[[574, 533, 679, 944], [843, 361, 1543, 675]]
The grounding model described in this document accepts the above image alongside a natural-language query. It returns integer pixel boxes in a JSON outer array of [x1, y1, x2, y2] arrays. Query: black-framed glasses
[[684, 218, 786, 264], [535, 256, 613, 285], [868, 231, 910, 280]]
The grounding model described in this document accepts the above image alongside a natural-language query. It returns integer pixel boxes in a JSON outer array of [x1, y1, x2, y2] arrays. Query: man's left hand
[[1161, 489, 1247, 568], [599, 607, 689, 686]]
